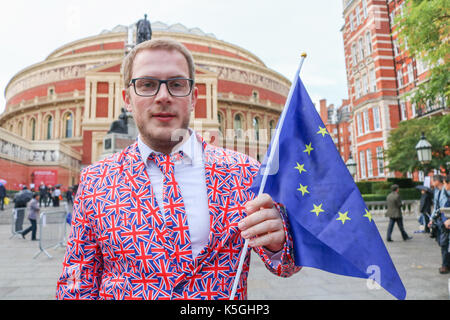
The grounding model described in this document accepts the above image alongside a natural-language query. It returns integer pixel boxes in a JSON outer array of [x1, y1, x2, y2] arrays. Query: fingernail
[[241, 231, 248, 238], [238, 221, 246, 230]]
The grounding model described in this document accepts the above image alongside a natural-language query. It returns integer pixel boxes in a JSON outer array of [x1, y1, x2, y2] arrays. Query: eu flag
[[251, 65, 406, 300]]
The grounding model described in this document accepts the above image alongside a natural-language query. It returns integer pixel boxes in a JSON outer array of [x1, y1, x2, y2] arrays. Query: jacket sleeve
[[252, 203, 302, 277], [56, 173, 103, 300]]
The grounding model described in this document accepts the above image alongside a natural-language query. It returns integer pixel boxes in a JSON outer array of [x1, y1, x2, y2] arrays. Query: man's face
[[123, 49, 197, 152]]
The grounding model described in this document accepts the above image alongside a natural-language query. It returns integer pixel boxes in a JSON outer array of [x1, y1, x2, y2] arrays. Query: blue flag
[[251, 66, 406, 300]]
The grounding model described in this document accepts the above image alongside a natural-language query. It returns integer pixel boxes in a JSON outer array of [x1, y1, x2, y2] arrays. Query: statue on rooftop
[[136, 14, 152, 44]]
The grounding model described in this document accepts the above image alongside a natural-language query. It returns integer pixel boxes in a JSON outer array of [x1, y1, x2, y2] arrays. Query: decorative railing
[[365, 200, 420, 217]]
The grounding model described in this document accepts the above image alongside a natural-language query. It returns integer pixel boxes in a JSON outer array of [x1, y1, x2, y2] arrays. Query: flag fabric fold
[[250, 68, 406, 300]]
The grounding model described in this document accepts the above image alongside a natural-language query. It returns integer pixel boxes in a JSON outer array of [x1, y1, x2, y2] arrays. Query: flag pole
[[229, 53, 307, 300]]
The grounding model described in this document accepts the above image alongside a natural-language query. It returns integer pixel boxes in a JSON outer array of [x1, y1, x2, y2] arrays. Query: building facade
[[0, 21, 290, 191], [341, 0, 448, 181]]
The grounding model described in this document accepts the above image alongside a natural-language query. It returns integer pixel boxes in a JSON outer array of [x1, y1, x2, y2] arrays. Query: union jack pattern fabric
[[56, 137, 301, 300], [148, 151, 193, 273]]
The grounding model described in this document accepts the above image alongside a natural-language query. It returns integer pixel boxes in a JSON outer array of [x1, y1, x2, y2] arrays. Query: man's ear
[[122, 89, 133, 112], [190, 86, 198, 112]]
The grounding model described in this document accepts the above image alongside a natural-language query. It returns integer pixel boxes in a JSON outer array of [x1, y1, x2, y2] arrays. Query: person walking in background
[[0, 182, 6, 211], [386, 184, 412, 242], [20, 193, 40, 241], [66, 187, 73, 206], [38, 182, 47, 207], [435, 175, 450, 274], [419, 188, 433, 233], [54, 186, 61, 207]]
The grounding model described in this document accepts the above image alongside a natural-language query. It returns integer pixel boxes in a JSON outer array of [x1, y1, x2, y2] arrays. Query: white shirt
[[137, 131, 210, 258], [137, 130, 282, 262]]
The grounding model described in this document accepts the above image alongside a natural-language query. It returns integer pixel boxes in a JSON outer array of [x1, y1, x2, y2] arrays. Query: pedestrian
[[435, 175, 450, 274], [66, 187, 73, 206], [386, 184, 412, 242], [46, 185, 52, 207], [56, 38, 300, 300], [13, 186, 33, 234], [419, 188, 432, 233], [0, 182, 6, 211], [20, 193, 40, 241], [38, 182, 47, 207], [54, 186, 61, 207]]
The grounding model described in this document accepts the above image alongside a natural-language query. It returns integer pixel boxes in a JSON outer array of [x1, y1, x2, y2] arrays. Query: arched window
[[45, 115, 53, 140], [29, 118, 36, 140], [17, 121, 23, 137], [253, 117, 260, 141], [64, 112, 73, 138], [217, 112, 224, 134], [234, 114, 243, 138], [269, 120, 275, 140]]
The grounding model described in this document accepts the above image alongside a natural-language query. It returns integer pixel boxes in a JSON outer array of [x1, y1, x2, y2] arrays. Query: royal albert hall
[[0, 21, 290, 191]]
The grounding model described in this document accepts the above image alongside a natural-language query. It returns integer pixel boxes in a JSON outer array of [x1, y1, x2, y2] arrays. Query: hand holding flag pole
[[229, 53, 308, 300]]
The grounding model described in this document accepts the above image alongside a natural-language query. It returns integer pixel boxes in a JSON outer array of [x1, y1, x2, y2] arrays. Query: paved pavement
[[0, 204, 448, 300]]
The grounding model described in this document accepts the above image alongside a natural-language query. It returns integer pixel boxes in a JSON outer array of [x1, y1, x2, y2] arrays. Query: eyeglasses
[[129, 77, 194, 97]]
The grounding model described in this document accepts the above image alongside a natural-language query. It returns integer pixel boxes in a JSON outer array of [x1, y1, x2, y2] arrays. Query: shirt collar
[[137, 129, 204, 166]]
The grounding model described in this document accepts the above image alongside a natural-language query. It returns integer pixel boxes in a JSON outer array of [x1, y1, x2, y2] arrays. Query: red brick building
[[0, 22, 290, 191], [319, 99, 353, 164], [341, 0, 448, 181]]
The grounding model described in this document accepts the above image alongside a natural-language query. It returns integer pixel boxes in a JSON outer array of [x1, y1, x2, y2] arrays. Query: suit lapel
[[190, 140, 232, 273]]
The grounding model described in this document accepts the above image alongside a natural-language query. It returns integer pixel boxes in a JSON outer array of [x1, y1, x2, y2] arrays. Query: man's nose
[[154, 82, 172, 102]]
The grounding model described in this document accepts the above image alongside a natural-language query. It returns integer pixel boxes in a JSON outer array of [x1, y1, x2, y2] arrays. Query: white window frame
[[376, 147, 384, 177], [367, 149, 373, 177], [366, 31, 372, 54], [400, 101, 407, 120], [373, 106, 381, 130], [360, 150, 366, 179], [357, 112, 363, 135], [363, 110, 370, 132], [370, 68, 377, 92]]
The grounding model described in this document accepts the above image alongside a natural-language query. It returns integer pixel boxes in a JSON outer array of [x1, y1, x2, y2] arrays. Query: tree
[[385, 114, 450, 175], [396, 0, 449, 107]]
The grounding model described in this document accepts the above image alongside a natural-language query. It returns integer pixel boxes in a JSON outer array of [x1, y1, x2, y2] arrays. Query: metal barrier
[[10, 208, 27, 239], [33, 210, 68, 259]]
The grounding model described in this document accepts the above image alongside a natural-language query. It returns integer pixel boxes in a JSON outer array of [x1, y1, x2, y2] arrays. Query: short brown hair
[[121, 38, 196, 90]]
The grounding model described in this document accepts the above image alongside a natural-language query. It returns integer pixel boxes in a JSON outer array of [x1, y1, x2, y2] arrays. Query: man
[[56, 38, 300, 300], [38, 182, 47, 207], [0, 182, 6, 211], [431, 175, 450, 274], [386, 184, 412, 242], [20, 193, 40, 241], [419, 188, 432, 233]]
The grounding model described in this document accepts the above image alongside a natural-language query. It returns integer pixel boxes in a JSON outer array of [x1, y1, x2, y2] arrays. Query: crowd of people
[[385, 174, 449, 274], [4, 182, 78, 241]]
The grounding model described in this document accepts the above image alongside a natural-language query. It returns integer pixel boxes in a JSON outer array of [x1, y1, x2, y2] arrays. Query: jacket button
[[173, 279, 188, 295]]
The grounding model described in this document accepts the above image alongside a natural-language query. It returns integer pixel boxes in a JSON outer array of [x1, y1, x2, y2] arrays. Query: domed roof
[[100, 21, 217, 39]]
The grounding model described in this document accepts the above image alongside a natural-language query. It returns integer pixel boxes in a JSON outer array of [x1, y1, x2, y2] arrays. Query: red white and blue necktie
[[149, 151, 193, 271]]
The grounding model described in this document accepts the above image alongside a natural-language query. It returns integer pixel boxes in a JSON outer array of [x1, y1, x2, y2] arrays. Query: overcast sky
[[0, 0, 348, 114]]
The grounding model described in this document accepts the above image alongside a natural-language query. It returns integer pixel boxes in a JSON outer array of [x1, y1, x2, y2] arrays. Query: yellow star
[[310, 203, 324, 217], [303, 143, 314, 156], [297, 184, 310, 196], [294, 162, 307, 174], [363, 208, 373, 222], [317, 126, 329, 137], [336, 211, 351, 225]]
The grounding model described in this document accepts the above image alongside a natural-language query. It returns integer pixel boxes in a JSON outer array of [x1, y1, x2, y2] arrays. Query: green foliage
[[356, 182, 372, 194], [396, 0, 450, 106], [362, 194, 386, 202], [385, 114, 450, 175]]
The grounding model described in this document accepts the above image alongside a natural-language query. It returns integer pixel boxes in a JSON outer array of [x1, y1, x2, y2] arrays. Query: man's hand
[[444, 219, 450, 230], [238, 193, 286, 252]]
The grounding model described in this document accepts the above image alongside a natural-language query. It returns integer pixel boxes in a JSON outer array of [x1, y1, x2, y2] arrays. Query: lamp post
[[415, 132, 432, 176], [415, 132, 432, 164], [346, 154, 357, 178]]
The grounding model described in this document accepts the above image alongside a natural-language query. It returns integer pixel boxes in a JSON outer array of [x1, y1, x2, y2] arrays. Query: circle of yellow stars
[[293, 125, 374, 225]]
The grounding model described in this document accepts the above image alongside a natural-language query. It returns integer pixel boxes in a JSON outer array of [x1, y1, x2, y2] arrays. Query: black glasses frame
[[129, 77, 194, 97]]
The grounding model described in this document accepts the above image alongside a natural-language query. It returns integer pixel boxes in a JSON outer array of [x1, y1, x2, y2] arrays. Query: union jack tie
[[149, 151, 193, 271]]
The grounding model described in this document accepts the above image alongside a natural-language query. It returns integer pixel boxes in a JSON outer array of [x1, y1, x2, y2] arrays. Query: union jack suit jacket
[[56, 138, 300, 300]]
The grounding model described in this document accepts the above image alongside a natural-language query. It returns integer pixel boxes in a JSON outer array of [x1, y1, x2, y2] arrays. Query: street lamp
[[346, 154, 357, 177], [415, 132, 432, 164]]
